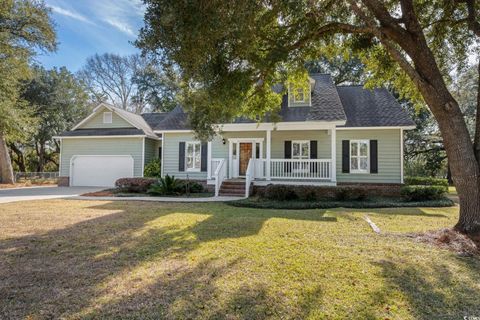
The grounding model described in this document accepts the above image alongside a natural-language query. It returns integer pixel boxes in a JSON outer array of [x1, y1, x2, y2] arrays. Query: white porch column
[[400, 128, 404, 183], [228, 140, 233, 178], [207, 141, 212, 179], [266, 129, 271, 180], [331, 127, 337, 183]]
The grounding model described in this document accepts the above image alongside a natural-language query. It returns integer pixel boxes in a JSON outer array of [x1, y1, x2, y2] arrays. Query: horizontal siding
[[80, 106, 133, 129], [336, 129, 401, 183], [144, 138, 159, 165], [163, 132, 207, 179], [60, 137, 144, 177], [271, 130, 331, 159]]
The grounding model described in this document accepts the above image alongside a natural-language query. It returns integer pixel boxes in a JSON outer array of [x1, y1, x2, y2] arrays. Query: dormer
[[288, 76, 315, 107]]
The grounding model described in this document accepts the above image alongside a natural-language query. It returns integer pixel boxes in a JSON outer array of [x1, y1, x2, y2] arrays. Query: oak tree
[[138, 0, 480, 233]]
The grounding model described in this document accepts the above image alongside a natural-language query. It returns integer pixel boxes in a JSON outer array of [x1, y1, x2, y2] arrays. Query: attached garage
[[70, 155, 134, 187], [55, 103, 161, 187]]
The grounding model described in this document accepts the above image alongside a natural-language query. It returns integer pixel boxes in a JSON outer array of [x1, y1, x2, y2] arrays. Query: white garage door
[[71, 155, 134, 187]]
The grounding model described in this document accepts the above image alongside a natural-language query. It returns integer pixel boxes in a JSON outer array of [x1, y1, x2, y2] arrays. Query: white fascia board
[[154, 130, 192, 134], [71, 103, 143, 131], [336, 126, 416, 130], [53, 135, 147, 139], [219, 121, 345, 131]]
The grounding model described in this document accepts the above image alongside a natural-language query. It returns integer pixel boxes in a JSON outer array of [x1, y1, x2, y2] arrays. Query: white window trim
[[293, 87, 305, 103], [185, 141, 201, 172], [291, 140, 310, 159], [103, 112, 112, 124], [350, 140, 369, 174]]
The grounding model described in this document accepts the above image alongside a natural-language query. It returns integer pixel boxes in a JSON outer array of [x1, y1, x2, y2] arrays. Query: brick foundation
[[253, 183, 403, 199], [58, 176, 70, 186]]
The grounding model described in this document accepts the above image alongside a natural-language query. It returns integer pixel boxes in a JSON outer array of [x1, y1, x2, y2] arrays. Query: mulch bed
[[411, 228, 480, 257], [82, 190, 115, 197]]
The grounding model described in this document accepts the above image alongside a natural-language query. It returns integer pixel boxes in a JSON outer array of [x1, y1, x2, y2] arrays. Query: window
[[350, 140, 369, 173], [103, 112, 112, 124], [186, 141, 201, 171], [292, 141, 309, 159], [293, 87, 305, 103]]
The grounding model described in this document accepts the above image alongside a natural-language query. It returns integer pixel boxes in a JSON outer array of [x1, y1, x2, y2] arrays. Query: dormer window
[[293, 87, 305, 103], [103, 112, 112, 124]]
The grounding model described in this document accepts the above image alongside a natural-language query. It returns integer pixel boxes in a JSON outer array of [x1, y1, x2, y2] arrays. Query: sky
[[37, 0, 145, 72]]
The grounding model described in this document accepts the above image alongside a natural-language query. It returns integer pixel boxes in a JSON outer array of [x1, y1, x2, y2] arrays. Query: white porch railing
[[210, 158, 223, 178], [245, 158, 254, 197], [213, 159, 227, 196], [254, 159, 332, 180]]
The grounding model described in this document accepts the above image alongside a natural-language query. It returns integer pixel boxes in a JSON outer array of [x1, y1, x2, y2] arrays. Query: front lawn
[[0, 200, 479, 319]]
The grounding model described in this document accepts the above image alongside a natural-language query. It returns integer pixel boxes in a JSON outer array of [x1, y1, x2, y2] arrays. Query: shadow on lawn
[[0, 201, 329, 319], [372, 258, 480, 320]]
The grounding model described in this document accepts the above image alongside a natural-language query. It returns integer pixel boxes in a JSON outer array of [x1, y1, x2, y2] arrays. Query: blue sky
[[37, 0, 145, 72]]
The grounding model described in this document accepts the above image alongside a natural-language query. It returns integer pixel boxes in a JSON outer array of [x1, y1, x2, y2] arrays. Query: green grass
[[0, 200, 478, 319], [230, 196, 454, 209]]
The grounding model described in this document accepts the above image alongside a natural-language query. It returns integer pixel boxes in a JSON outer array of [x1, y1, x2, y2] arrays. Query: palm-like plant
[[147, 175, 180, 195]]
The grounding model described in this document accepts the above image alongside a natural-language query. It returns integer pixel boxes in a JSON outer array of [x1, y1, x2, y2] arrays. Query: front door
[[239, 143, 253, 176]]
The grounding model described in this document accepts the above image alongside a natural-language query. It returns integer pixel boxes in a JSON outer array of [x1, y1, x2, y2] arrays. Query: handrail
[[245, 158, 255, 197], [214, 159, 226, 197]]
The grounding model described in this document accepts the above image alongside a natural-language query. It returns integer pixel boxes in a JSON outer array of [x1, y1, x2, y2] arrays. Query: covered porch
[[207, 122, 339, 196]]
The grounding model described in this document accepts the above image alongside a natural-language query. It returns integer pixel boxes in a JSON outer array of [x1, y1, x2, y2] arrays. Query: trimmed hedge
[[229, 197, 455, 210], [261, 184, 368, 202], [115, 178, 157, 193], [404, 176, 449, 187], [400, 185, 447, 201]]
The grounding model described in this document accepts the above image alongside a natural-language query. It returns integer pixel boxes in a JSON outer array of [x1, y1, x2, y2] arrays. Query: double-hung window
[[292, 141, 309, 160], [293, 87, 305, 103], [186, 142, 201, 171], [292, 140, 309, 173], [350, 140, 369, 173]]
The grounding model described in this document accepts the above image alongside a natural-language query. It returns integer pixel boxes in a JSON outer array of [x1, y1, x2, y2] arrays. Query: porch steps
[[219, 180, 246, 197]]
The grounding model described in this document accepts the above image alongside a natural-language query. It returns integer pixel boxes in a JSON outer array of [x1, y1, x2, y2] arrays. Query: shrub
[[401, 185, 447, 201], [148, 175, 181, 195], [115, 178, 157, 193], [335, 186, 368, 201], [404, 176, 449, 187], [295, 186, 317, 201], [144, 159, 161, 177], [177, 180, 205, 193], [264, 184, 298, 201]]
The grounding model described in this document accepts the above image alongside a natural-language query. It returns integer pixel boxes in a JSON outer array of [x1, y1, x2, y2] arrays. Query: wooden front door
[[239, 143, 253, 176]]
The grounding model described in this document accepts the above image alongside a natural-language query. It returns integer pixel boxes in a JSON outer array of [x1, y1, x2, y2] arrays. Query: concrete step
[[220, 185, 246, 191], [219, 191, 245, 196]]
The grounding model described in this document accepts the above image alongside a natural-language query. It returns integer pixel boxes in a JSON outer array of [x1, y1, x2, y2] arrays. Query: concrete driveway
[[0, 186, 104, 204]]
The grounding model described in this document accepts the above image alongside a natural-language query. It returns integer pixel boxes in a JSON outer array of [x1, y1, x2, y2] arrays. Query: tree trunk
[[419, 85, 480, 234], [474, 61, 480, 162], [8, 142, 26, 172], [0, 134, 15, 184]]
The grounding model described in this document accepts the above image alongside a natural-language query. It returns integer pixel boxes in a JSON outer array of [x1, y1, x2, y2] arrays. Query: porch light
[[222, 138, 226, 145]]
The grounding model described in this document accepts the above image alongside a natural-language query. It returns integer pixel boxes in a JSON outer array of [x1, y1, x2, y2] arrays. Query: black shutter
[[284, 141, 292, 173], [370, 140, 378, 173], [179, 142, 185, 172], [310, 140, 318, 173], [200, 142, 208, 172], [158, 147, 162, 160], [310, 140, 317, 159], [284, 141, 292, 158], [342, 140, 350, 173]]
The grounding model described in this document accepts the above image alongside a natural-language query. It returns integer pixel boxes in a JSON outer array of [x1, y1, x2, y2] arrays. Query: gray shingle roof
[[61, 75, 415, 137], [307, 74, 346, 121], [337, 86, 415, 127], [59, 128, 145, 137]]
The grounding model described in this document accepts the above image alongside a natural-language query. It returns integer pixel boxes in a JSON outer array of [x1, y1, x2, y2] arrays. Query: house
[[55, 74, 415, 196]]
